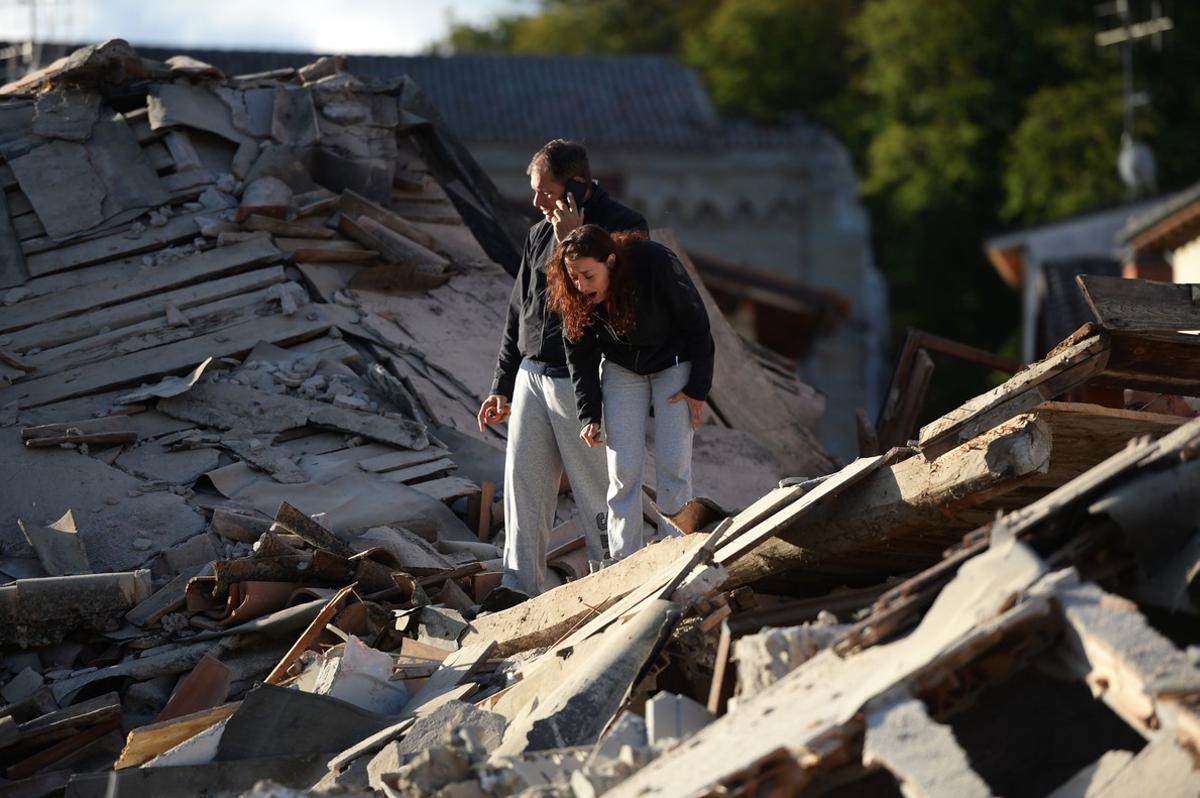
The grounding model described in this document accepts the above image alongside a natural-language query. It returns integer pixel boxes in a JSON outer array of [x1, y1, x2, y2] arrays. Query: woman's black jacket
[[564, 239, 715, 426]]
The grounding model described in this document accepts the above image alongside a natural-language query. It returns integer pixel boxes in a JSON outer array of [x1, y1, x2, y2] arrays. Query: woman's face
[[566, 255, 612, 305]]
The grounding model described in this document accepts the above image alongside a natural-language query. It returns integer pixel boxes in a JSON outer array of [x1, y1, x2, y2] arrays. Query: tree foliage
[[438, 0, 1200, 407]]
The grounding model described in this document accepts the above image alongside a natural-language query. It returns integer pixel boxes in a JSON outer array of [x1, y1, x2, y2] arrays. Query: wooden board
[[1078, 275, 1200, 332], [23, 210, 207, 278], [357, 446, 451, 474], [465, 534, 705, 657], [410, 476, 479, 502], [338, 188, 443, 253], [652, 229, 834, 477], [0, 306, 329, 408], [399, 640, 496, 719], [20, 286, 278, 377], [5, 265, 284, 353], [114, 702, 240, 769], [1094, 330, 1200, 396], [382, 458, 456, 484], [919, 332, 1110, 457], [157, 379, 428, 451], [714, 456, 884, 566], [272, 501, 352, 557], [3, 236, 278, 336]]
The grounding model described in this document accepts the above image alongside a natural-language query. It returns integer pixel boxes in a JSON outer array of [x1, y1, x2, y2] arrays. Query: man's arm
[[489, 237, 533, 401]]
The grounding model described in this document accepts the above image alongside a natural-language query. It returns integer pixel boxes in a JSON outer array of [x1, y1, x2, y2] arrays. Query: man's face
[[566, 255, 612, 305], [530, 167, 565, 221]]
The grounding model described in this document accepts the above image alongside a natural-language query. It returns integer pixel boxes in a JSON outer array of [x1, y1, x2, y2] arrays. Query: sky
[[1, 0, 531, 54]]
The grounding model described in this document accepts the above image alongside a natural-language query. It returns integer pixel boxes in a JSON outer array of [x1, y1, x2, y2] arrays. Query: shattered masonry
[[0, 39, 1199, 798]]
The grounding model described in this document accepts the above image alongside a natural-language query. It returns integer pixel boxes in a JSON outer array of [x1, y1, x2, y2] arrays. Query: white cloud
[[16, 0, 526, 54]]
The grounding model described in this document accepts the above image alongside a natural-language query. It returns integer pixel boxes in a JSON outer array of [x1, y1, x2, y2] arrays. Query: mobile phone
[[564, 177, 589, 208]]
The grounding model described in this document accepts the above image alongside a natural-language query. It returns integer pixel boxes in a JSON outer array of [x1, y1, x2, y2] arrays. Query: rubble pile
[[0, 41, 1198, 797]]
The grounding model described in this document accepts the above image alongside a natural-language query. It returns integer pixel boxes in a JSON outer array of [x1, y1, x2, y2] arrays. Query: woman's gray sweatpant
[[601, 360, 694, 561], [501, 364, 610, 595]]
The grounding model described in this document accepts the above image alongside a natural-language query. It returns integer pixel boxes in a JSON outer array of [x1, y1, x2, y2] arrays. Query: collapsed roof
[[2, 40, 1196, 798]]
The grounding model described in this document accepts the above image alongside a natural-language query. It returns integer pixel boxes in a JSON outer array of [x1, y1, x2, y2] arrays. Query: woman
[[547, 224, 714, 561]]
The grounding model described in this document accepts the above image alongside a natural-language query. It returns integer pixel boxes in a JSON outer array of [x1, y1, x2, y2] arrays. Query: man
[[478, 140, 647, 600]]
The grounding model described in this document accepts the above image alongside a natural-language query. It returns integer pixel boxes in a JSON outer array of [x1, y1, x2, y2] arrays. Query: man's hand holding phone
[[552, 180, 586, 242]]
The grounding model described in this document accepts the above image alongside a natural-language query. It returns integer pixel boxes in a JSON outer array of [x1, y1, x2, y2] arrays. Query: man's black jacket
[[489, 183, 647, 399], [564, 239, 715, 426]]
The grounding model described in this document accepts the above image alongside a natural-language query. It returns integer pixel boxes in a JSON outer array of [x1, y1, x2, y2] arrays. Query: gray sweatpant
[[501, 363, 610, 595], [601, 360, 694, 561]]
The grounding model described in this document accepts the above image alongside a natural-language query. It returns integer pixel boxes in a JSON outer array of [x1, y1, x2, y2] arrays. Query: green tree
[[1002, 78, 1128, 223], [439, 0, 716, 57], [682, 0, 858, 122], [436, 0, 1200, 416]]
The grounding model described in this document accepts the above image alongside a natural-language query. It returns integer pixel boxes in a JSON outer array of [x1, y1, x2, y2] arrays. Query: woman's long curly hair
[[547, 225, 642, 342]]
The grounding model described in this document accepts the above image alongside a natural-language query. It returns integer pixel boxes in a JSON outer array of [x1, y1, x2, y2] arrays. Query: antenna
[[1095, 0, 1173, 197]]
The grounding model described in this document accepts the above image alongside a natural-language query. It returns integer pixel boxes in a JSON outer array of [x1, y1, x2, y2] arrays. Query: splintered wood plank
[[1021, 402, 1185, 485], [22, 211, 207, 278], [715, 456, 884, 566], [1, 237, 281, 333], [1094, 330, 1200, 396], [5, 265, 284, 352], [0, 307, 330, 408], [919, 333, 1110, 456], [243, 214, 335, 239], [381, 457, 456, 484], [863, 690, 995, 798], [18, 286, 277, 377], [20, 416, 136, 447], [410, 476, 479, 503], [271, 501, 352, 557], [1078, 275, 1200, 332], [465, 534, 705, 657], [399, 640, 496, 719], [264, 584, 355, 685], [357, 446, 451, 474], [338, 188, 443, 252], [157, 380, 428, 450], [115, 702, 240, 769]]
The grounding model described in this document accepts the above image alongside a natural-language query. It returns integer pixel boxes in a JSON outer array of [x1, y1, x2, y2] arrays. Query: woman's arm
[[565, 327, 604, 429], [659, 250, 715, 402]]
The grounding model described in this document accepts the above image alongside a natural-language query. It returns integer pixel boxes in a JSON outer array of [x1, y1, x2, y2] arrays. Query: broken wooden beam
[[271, 501, 353, 557], [919, 331, 1110, 459], [464, 534, 707, 657], [1077, 274, 1200, 332], [21, 416, 137, 448], [726, 403, 1187, 589]]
